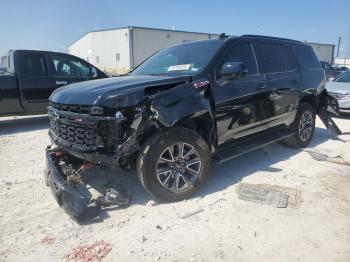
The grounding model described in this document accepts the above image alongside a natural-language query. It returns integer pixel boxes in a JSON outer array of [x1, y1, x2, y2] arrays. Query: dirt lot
[[0, 114, 350, 262]]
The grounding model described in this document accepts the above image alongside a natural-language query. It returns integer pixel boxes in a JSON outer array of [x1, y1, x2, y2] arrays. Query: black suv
[[46, 35, 339, 219]]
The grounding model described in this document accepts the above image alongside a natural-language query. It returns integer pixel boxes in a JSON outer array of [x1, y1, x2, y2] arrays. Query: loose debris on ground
[[64, 240, 112, 262], [236, 183, 302, 208], [305, 150, 350, 166], [40, 235, 56, 245]]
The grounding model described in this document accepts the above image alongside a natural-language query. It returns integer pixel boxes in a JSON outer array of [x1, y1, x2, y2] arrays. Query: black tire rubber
[[283, 103, 315, 148], [136, 127, 211, 202]]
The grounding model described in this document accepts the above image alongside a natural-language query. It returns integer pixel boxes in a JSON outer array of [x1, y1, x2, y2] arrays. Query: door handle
[[56, 80, 68, 85]]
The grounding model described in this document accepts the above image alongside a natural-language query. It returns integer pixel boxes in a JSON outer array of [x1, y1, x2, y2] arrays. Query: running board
[[213, 129, 294, 164]]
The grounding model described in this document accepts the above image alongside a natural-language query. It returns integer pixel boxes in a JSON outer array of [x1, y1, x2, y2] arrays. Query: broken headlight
[[115, 110, 127, 121]]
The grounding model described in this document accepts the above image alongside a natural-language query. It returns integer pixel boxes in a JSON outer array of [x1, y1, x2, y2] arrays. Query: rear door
[[253, 42, 300, 128], [211, 42, 275, 145], [17, 52, 54, 113]]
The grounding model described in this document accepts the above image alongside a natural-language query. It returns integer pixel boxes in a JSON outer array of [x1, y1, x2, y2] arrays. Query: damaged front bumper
[[45, 148, 97, 222], [317, 90, 342, 135], [45, 147, 130, 222]]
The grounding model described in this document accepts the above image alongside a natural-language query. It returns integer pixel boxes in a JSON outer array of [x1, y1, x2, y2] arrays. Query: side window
[[222, 43, 258, 75], [280, 45, 298, 71], [291, 46, 321, 69], [253, 43, 286, 74], [51, 55, 90, 77], [25, 54, 47, 76]]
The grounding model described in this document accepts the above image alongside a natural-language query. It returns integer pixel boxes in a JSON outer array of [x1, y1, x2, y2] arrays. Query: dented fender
[[115, 82, 215, 156]]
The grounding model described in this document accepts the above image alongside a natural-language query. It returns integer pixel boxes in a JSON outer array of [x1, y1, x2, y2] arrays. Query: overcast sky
[[1, 0, 350, 57]]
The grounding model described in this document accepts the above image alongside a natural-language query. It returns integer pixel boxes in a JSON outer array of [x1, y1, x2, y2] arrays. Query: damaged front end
[[317, 89, 342, 135], [45, 147, 130, 222], [45, 76, 199, 221]]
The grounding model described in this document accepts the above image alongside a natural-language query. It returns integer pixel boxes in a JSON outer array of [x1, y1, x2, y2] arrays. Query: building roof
[[68, 25, 336, 49], [68, 26, 221, 48], [307, 42, 336, 47]]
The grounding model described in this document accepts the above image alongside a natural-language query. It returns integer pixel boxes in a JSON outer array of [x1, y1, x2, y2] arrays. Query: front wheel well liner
[[299, 94, 319, 110]]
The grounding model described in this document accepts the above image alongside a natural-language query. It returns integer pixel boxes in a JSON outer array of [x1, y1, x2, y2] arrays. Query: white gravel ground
[[0, 114, 350, 262]]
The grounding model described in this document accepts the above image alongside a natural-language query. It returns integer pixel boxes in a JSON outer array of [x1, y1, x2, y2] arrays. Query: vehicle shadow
[[0, 115, 49, 136], [82, 125, 341, 223]]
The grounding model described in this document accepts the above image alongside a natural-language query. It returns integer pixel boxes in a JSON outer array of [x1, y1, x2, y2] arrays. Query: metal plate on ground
[[236, 183, 302, 208]]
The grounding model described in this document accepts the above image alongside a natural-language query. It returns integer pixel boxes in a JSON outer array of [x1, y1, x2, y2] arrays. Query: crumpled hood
[[50, 74, 191, 108], [326, 81, 350, 94]]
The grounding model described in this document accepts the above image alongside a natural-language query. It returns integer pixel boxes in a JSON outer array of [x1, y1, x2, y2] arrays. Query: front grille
[[50, 102, 92, 114], [48, 108, 99, 149]]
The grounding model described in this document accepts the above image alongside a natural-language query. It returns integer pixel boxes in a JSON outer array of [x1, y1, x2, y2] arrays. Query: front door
[[48, 54, 92, 94], [211, 42, 275, 145]]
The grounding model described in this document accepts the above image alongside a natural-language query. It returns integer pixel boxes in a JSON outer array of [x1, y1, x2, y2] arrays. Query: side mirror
[[220, 62, 247, 79], [89, 67, 98, 79]]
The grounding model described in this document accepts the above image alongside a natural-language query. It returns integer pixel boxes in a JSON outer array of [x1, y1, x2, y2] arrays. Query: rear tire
[[136, 127, 211, 202], [283, 103, 315, 148]]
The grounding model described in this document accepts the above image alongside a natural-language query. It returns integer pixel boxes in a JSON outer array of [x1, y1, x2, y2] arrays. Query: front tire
[[136, 127, 211, 202], [283, 103, 315, 148]]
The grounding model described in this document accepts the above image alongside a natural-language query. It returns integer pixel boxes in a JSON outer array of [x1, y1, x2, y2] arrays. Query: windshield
[[334, 71, 350, 83], [131, 41, 223, 76]]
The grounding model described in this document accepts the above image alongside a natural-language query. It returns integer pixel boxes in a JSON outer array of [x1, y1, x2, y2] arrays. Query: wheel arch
[[173, 113, 214, 149], [299, 93, 320, 112]]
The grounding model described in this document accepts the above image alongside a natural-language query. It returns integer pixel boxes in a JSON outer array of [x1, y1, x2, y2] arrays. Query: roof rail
[[240, 34, 302, 43]]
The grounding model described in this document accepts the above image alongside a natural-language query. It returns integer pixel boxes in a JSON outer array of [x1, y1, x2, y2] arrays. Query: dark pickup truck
[[0, 50, 108, 116], [45, 35, 341, 221]]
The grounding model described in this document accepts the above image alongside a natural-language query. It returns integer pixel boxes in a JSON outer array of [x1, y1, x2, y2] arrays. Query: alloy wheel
[[156, 142, 201, 192], [298, 111, 313, 142]]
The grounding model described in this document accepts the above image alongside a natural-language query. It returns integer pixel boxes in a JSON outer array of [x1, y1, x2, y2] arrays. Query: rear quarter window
[[291, 45, 321, 69], [253, 43, 284, 73]]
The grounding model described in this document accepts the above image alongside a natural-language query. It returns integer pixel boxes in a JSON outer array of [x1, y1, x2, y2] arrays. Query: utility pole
[[336, 36, 342, 58]]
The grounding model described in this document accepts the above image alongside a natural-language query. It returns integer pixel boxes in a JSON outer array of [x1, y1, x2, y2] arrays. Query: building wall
[[68, 28, 130, 73], [334, 58, 350, 67], [68, 33, 93, 63], [308, 43, 334, 64], [131, 28, 218, 67]]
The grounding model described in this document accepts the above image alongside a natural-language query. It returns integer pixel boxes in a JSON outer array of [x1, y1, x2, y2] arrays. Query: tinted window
[[253, 43, 286, 74], [280, 46, 297, 71], [25, 54, 47, 76], [222, 43, 258, 75], [51, 55, 90, 77], [291, 46, 321, 69]]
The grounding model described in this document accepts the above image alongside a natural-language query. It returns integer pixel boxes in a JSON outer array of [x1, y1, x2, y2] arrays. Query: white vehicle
[[326, 71, 350, 111]]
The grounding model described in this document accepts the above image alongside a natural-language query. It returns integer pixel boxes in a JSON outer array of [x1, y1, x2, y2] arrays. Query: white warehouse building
[[68, 26, 335, 74], [68, 26, 219, 74], [308, 42, 335, 64]]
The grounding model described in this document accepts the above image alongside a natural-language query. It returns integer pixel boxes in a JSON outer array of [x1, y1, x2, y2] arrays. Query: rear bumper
[[45, 149, 96, 222]]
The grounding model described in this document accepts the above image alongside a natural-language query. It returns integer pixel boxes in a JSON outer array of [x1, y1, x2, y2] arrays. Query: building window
[[96, 56, 100, 63], [116, 53, 120, 62]]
